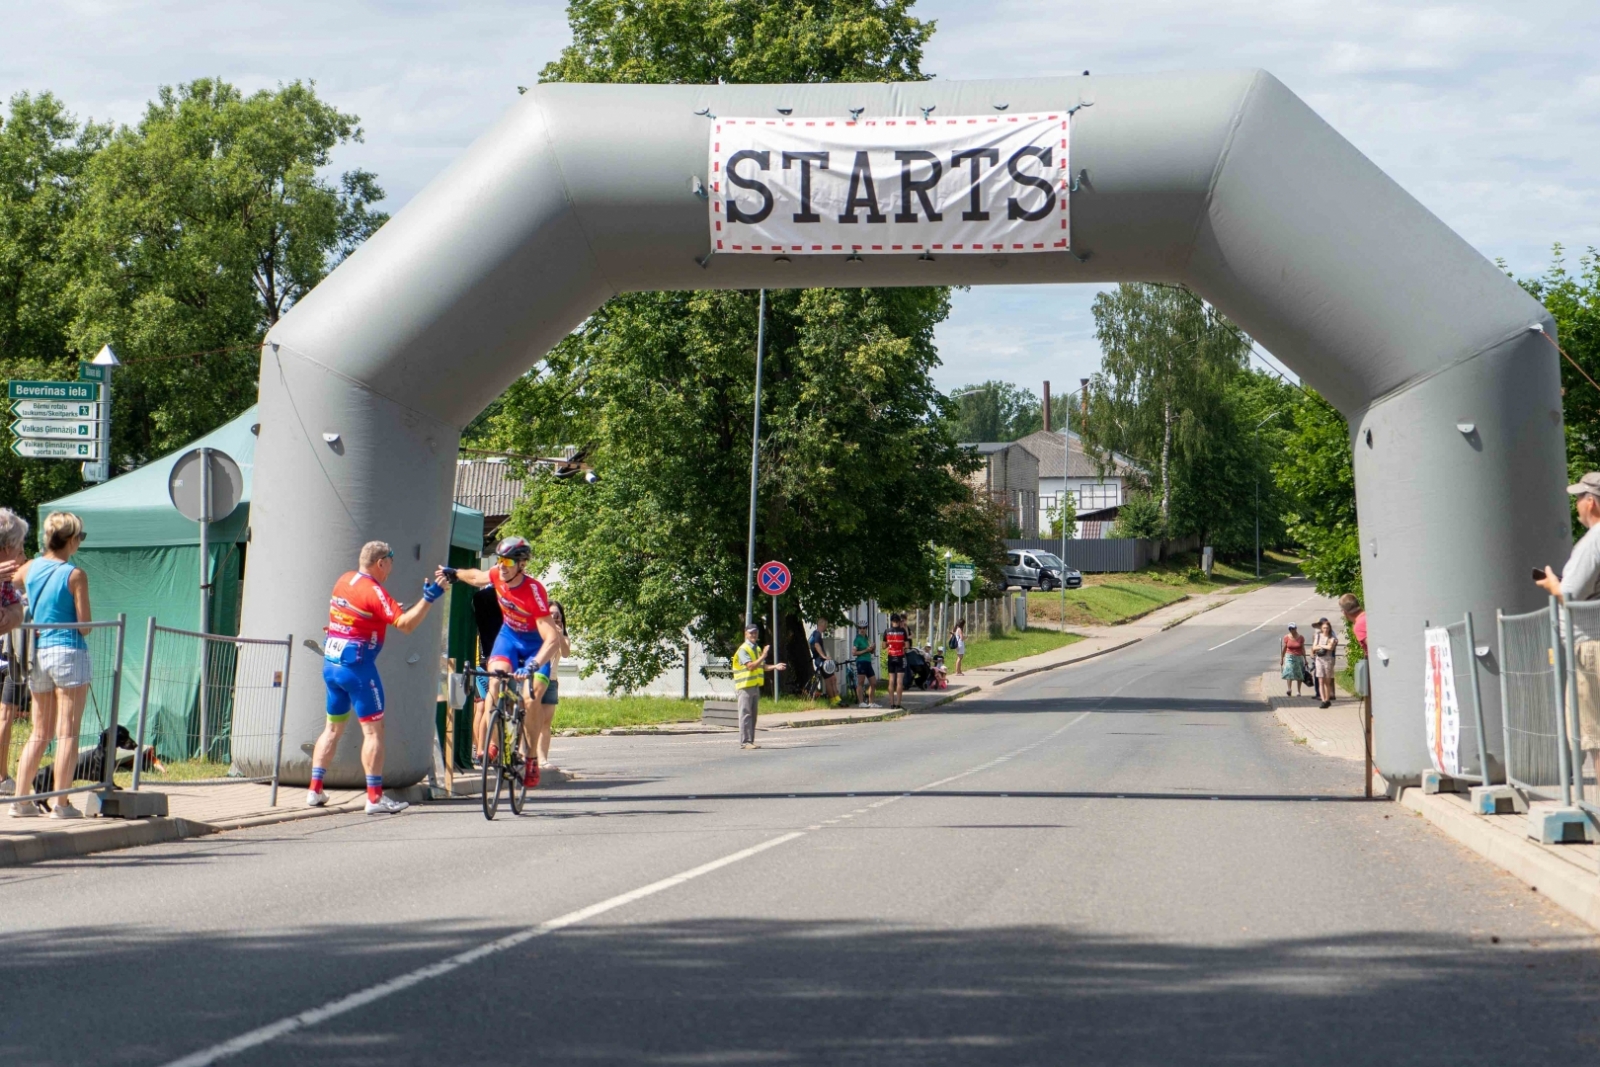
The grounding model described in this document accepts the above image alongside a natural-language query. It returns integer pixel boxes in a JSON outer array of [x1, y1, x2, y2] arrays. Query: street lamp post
[[743, 290, 768, 628], [1254, 410, 1282, 578]]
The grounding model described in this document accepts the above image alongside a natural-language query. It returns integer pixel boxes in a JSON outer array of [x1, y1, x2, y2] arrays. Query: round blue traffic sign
[[757, 560, 791, 596]]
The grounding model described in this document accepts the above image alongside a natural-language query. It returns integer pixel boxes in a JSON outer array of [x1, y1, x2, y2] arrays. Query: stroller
[[905, 646, 934, 690]]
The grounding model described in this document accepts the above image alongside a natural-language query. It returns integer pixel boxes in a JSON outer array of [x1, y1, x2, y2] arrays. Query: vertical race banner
[[709, 113, 1070, 255], [1423, 627, 1461, 775]]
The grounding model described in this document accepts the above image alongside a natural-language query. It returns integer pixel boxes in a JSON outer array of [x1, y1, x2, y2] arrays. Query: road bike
[[467, 667, 532, 820]]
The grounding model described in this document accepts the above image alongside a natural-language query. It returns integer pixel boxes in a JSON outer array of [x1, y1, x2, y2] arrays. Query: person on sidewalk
[[1311, 617, 1339, 708], [808, 618, 838, 705], [733, 623, 785, 749], [1279, 623, 1307, 699], [0, 508, 30, 798], [852, 622, 877, 708], [950, 618, 967, 676], [308, 541, 445, 815], [883, 613, 910, 709], [1536, 470, 1600, 802], [1338, 593, 1367, 654], [12, 512, 93, 820]]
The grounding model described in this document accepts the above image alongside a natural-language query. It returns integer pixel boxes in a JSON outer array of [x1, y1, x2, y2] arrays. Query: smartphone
[[1533, 567, 1560, 582]]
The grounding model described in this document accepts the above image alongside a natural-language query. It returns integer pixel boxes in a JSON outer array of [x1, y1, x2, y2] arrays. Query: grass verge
[[1028, 549, 1302, 629], [956, 628, 1083, 671]]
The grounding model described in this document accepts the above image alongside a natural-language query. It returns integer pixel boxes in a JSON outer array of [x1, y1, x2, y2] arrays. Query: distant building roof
[[454, 457, 527, 521], [1011, 429, 1143, 479]]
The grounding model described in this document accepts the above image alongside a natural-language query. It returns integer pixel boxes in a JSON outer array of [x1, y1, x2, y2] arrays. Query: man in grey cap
[[1536, 471, 1600, 800]]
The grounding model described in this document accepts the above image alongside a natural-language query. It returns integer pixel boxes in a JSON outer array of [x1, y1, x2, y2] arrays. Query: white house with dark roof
[[1012, 429, 1144, 537]]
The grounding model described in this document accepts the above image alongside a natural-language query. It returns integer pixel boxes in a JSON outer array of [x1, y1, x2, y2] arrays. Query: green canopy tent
[[38, 405, 484, 762]]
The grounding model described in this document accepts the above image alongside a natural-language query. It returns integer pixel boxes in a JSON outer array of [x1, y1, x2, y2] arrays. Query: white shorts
[[29, 645, 91, 692]]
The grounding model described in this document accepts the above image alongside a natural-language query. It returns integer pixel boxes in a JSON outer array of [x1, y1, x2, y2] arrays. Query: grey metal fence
[[131, 619, 294, 806], [1497, 601, 1572, 803], [1560, 600, 1600, 814], [0, 615, 126, 814], [1434, 615, 1491, 786], [1005, 535, 1202, 573]]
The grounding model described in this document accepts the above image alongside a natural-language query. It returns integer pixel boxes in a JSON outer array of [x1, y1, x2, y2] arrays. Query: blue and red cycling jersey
[[489, 568, 550, 634], [325, 571, 404, 662]]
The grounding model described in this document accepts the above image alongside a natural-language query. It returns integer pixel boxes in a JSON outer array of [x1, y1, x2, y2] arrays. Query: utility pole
[[1254, 410, 1281, 578], [743, 290, 767, 627]]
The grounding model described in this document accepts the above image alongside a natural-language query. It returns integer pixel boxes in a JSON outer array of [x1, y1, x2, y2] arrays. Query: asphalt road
[[4, 578, 1598, 1066]]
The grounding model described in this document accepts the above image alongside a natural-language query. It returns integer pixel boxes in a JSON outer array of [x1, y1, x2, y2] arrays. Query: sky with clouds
[[4, 1, 1597, 398]]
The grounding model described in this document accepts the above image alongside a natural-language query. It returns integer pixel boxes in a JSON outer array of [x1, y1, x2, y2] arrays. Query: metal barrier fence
[[131, 619, 293, 805], [0, 615, 126, 813], [1436, 615, 1491, 786], [1498, 601, 1572, 803], [1561, 600, 1600, 815]]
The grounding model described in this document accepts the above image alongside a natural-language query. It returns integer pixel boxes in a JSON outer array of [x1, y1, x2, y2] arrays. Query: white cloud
[[4, 0, 1593, 394]]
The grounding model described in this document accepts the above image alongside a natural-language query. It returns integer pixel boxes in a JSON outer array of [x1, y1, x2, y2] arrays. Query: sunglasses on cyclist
[[497, 555, 522, 567]]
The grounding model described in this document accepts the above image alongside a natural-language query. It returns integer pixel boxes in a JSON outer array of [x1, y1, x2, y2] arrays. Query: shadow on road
[[5, 918, 1595, 1066]]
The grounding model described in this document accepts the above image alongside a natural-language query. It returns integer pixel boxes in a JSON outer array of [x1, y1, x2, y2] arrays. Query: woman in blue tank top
[[11, 511, 93, 820]]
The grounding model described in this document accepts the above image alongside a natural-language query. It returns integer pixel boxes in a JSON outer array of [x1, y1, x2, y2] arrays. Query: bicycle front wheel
[[509, 747, 529, 816], [481, 708, 506, 821]]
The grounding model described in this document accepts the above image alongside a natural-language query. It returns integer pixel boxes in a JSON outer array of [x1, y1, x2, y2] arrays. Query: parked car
[[1002, 550, 1083, 591]]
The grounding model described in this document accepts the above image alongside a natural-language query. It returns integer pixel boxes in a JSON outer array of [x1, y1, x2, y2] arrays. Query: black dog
[[29, 725, 163, 803]]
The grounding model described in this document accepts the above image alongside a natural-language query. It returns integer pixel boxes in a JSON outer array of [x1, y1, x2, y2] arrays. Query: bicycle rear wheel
[[481, 708, 506, 821]]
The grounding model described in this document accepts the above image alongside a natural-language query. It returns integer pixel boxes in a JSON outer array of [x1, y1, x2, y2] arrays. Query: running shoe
[[50, 802, 82, 820], [523, 759, 540, 788], [365, 795, 409, 815], [8, 800, 42, 818], [0, 776, 14, 795], [306, 789, 328, 807]]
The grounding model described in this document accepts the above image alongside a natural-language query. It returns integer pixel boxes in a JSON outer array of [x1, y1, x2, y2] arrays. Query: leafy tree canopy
[[0, 80, 384, 528], [0, 92, 108, 517], [542, 0, 934, 84], [65, 78, 386, 463], [948, 379, 1042, 443], [1519, 245, 1600, 537]]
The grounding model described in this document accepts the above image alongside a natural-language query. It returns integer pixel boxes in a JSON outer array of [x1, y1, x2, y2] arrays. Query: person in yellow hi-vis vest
[[733, 622, 786, 749]]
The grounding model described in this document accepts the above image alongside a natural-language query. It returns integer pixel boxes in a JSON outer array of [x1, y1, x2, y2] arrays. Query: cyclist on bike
[[309, 540, 446, 814], [437, 537, 560, 788]]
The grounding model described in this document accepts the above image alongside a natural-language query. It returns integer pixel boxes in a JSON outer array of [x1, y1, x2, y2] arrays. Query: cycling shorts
[[323, 658, 385, 722], [487, 626, 551, 679], [886, 655, 907, 675]]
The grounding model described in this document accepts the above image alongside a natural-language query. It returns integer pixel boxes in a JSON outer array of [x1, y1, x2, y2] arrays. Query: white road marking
[[1205, 593, 1322, 651], [158, 707, 1097, 1067], [158, 830, 805, 1067]]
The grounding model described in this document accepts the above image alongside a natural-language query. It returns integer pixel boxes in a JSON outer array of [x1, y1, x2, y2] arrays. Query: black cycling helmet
[[495, 536, 532, 562]]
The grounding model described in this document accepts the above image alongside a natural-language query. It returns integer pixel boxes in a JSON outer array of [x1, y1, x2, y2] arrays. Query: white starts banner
[[709, 113, 1070, 256]]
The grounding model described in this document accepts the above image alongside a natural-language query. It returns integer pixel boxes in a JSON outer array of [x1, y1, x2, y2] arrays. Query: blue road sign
[[757, 560, 791, 596]]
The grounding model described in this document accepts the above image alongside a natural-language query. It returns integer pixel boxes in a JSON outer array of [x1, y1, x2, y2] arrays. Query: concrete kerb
[[1398, 787, 1600, 931], [0, 795, 370, 868]]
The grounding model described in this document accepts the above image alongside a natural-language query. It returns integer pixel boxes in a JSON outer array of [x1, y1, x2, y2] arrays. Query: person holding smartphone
[[1536, 471, 1600, 802]]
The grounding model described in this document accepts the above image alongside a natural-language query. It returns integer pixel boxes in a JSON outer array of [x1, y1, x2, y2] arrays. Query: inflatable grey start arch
[[238, 70, 1569, 788]]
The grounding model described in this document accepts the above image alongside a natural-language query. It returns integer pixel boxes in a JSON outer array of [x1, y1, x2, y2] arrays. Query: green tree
[[1046, 490, 1076, 539], [1108, 492, 1164, 540], [1273, 387, 1359, 597], [489, 287, 994, 690], [542, 0, 934, 84], [64, 78, 386, 465], [0, 92, 107, 525], [1520, 245, 1600, 531], [1082, 283, 1252, 533], [948, 380, 1042, 442], [483, 0, 998, 688]]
